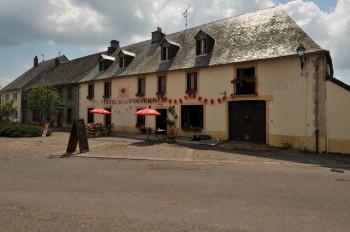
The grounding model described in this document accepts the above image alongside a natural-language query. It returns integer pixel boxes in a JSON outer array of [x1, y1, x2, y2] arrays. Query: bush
[[0, 123, 44, 137]]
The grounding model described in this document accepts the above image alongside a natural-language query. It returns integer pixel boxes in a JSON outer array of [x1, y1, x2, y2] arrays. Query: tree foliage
[[0, 100, 17, 122], [27, 86, 62, 124]]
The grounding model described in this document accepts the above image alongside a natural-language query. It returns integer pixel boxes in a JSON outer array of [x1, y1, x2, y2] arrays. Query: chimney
[[34, 56, 39, 68], [107, 40, 119, 55], [55, 57, 60, 67], [151, 27, 165, 44]]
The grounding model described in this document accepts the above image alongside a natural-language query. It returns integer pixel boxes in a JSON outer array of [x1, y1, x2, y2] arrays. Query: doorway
[[105, 108, 111, 126], [229, 101, 266, 143], [156, 109, 167, 130]]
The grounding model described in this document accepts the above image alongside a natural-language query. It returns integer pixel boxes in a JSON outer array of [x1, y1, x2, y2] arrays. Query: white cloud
[[282, 0, 350, 81]]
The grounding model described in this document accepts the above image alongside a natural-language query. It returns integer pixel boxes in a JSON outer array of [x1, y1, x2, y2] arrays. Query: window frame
[[157, 76, 166, 95], [67, 86, 73, 99], [233, 66, 257, 95], [137, 78, 146, 97], [161, 46, 169, 61], [103, 81, 112, 98], [87, 83, 94, 99], [186, 72, 198, 93], [87, 108, 94, 124], [181, 105, 204, 131]]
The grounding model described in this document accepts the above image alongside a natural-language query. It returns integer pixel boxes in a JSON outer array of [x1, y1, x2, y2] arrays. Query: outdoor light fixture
[[297, 44, 306, 69]]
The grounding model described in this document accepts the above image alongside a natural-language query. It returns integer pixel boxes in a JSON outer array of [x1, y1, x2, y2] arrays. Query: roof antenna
[[58, 51, 61, 57], [182, 5, 191, 30], [41, 54, 45, 62]]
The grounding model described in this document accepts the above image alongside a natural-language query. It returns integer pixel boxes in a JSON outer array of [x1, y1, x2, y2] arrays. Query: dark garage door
[[229, 101, 266, 143]]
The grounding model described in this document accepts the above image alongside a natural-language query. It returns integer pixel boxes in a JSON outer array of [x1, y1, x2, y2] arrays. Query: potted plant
[[166, 106, 178, 141]]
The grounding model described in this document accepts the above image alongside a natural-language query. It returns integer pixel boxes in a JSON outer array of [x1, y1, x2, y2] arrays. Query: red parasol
[[134, 108, 160, 141], [89, 108, 111, 115], [134, 108, 160, 116]]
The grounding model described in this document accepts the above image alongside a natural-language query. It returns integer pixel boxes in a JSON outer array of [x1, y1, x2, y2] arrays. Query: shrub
[[0, 123, 44, 137]]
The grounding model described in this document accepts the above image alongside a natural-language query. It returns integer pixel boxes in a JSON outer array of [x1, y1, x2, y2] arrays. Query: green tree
[[27, 86, 62, 124], [0, 100, 17, 122]]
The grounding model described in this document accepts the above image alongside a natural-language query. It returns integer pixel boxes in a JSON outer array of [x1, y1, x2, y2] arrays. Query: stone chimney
[[107, 40, 120, 55], [34, 56, 39, 68], [152, 27, 165, 44]]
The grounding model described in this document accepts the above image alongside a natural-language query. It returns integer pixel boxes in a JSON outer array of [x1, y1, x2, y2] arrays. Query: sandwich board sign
[[66, 119, 89, 154]]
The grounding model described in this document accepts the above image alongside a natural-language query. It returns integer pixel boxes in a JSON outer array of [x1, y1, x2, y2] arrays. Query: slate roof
[[35, 52, 103, 87], [1, 56, 69, 92], [80, 6, 323, 83]]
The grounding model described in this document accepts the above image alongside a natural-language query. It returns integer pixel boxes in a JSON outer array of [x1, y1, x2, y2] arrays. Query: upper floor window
[[161, 46, 169, 61], [194, 30, 215, 56], [137, 78, 145, 97], [104, 81, 112, 98], [157, 76, 166, 95], [118, 50, 135, 69], [99, 54, 115, 72], [186, 72, 197, 93], [87, 83, 94, 99], [160, 38, 180, 61], [13, 93, 17, 101], [196, 39, 207, 55], [234, 67, 256, 95], [67, 86, 72, 99]]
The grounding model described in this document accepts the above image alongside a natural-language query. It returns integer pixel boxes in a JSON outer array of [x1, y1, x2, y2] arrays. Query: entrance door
[[156, 109, 167, 130], [229, 101, 266, 143], [105, 108, 111, 126]]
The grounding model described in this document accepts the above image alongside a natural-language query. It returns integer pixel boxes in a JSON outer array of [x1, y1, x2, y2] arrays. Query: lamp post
[[297, 44, 306, 69]]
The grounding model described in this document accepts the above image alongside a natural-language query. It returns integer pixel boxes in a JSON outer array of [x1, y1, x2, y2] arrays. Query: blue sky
[[0, 0, 349, 87]]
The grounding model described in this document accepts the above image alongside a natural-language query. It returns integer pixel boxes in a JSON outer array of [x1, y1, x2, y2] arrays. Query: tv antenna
[[182, 5, 191, 29], [41, 54, 45, 62]]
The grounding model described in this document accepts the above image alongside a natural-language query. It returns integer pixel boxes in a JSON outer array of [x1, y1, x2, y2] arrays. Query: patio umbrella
[[134, 108, 160, 141], [89, 108, 111, 115]]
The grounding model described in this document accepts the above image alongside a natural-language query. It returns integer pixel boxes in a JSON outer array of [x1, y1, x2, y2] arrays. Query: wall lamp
[[296, 44, 306, 69]]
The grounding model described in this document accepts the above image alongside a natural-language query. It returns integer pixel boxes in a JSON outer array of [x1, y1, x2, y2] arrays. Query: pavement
[[1, 132, 350, 231]]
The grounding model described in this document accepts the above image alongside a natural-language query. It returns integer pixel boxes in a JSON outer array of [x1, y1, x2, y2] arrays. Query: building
[[33, 52, 103, 127], [0, 55, 69, 123], [78, 6, 350, 154]]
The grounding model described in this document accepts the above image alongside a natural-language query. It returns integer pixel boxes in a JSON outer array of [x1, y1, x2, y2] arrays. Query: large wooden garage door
[[229, 101, 266, 143]]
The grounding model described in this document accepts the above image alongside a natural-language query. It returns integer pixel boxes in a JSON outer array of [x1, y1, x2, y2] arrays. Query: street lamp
[[297, 44, 306, 69]]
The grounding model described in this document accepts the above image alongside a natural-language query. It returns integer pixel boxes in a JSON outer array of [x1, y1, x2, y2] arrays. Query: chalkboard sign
[[66, 119, 89, 154]]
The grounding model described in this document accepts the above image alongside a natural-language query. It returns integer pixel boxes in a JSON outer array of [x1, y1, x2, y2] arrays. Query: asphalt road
[[1, 154, 350, 232]]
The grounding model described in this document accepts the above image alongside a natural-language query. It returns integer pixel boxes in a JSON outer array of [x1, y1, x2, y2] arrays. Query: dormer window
[[118, 50, 135, 69], [99, 54, 115, 71], [161, 46, 169, 61], [194, 30, 215, 56], [160, 38, 180, 61]]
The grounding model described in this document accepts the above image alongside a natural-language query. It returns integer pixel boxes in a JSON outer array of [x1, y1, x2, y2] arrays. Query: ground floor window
[[181, 105, 203, 131], [87, 108, 94, 123]]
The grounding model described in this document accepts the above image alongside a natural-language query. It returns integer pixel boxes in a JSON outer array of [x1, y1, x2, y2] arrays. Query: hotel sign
[[102, 98, 167, 105]]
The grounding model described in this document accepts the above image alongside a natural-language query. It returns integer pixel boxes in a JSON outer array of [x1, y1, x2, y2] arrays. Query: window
[[66, 108, 72, 124], [88, 83, 94, 99], [137, 78, 145, 97], [5, 94, 9, 101], [67, 87, 73, 99], [119, 56, 125, 68], [104, 81, 111, 98], [57, 88, 63, 98], [186, 72, 197, 93], [32, 110, 40, 122], [158, 76, 166, 95], [136, 108, 145, 127], [13, 93, 17, 101], [181, 105, 203, 130], [87, 108, 94, 123], [161, 46, 168, 61], [196, 38, 207, 55], [14, 110, 18, 119], [234, 67, 256, 95]]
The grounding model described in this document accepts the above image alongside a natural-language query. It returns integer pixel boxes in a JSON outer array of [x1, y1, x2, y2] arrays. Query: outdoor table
[[155, 129, 167, 142]]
